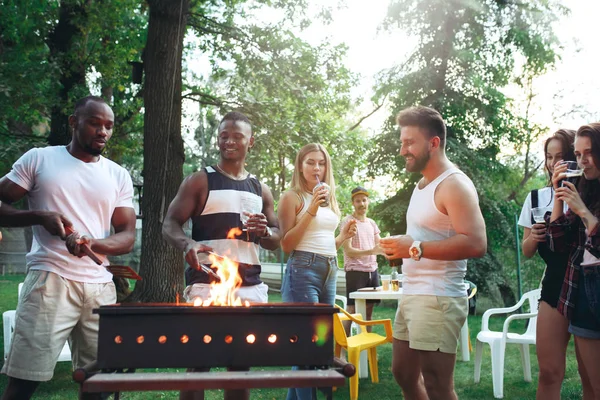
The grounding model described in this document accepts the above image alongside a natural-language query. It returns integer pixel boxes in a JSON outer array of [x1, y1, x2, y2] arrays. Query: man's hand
[[184, 241, 214, 269], [379, 235, 413, 260], [65, 230, 94, 258], [39, 211, 72, 239], [244, 212, 268, 236], [341, 219, 358, 241]]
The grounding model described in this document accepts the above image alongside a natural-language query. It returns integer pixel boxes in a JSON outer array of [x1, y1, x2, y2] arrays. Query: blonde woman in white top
[[278, 142, 356, 400]]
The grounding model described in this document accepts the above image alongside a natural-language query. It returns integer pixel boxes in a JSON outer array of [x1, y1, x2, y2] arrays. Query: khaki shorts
[[1, 270, 116, 381], [393, 294, 468, 354], [184, 282, 269, 304]]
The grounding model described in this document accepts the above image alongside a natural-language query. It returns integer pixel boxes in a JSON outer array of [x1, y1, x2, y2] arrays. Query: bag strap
[[530, 189, 539, 225]]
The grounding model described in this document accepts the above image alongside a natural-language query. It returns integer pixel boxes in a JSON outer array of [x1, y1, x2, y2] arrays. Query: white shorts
[[183, 282, 269, 304], [1, 270, 116, 381]]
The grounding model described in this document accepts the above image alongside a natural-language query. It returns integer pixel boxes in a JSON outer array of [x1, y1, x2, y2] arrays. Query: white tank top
[[402, 167, 474, 297], [294, 192, 339, 257]]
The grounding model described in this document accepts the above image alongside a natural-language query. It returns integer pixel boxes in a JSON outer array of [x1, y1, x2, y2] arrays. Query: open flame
[[192, 228, 250, 307]]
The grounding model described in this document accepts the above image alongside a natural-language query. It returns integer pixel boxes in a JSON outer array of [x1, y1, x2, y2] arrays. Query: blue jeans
[[569, 266, 600, 339], [281, 250, 338, 400], [281, 250, 338, 305]]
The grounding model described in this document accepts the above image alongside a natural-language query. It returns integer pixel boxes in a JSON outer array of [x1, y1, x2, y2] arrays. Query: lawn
[[0, 274, 585, 399]]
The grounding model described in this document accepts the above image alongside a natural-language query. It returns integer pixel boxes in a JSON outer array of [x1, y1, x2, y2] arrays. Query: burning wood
[[193, 228, 250, 307]]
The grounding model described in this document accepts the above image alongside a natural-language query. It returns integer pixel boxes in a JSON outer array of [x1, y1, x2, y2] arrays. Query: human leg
[[70, 280, 116, 369], [419, 350, 458, 400], [574, 336, 600, 399], [1, 271, 78, 399], [391, 298, 427, 399], [535, 301, 571, 400], [400, 295, 467, 400], [281, 251, 328, 400], [392, 339, 427, 400]]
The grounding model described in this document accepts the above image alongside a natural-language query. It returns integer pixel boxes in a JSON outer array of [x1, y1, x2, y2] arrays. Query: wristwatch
[[409, 241, 422, 261]]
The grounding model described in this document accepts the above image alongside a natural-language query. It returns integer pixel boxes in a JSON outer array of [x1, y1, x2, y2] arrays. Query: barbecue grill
[[74, 302, 354, 399]]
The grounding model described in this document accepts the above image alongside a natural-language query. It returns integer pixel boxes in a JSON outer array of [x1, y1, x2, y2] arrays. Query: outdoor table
[[350, 286, 471, 379]]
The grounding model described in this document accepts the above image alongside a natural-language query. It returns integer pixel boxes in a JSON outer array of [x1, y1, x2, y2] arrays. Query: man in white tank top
[[380, 106, 487, 400]]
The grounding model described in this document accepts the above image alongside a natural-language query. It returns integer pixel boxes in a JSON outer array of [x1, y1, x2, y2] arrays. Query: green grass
[[0, 275, 584, 399]]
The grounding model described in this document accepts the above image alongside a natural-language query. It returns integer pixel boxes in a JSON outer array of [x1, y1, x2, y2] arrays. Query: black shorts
[[345, 270, 380, 306]]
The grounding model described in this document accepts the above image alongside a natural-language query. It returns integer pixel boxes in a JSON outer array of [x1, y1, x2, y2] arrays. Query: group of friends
[[518, 125, 600, 400], [0, 95, 594, 400]]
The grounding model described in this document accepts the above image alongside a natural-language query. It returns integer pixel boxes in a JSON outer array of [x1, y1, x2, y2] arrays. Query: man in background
[[341, 186, 383, 331]]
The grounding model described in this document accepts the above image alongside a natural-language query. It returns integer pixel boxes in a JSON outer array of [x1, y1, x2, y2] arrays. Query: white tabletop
[[349, 288, 403, 300]]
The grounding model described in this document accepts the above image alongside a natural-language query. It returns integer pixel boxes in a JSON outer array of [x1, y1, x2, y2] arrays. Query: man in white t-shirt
[[380, 106, 486, 400], [341, 186, 383, 328], [0, 96, 136, 400]]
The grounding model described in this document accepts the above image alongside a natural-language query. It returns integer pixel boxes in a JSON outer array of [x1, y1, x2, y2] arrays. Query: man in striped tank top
[[380, 106, 487, 400], [163, 111, 280, 400]]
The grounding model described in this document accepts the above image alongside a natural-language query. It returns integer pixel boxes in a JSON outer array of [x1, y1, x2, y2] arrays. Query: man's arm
[[89, 207, 137, 255], [257, 183, 281, 251], [0, 177, 71, 237], [343, 229, 384, 257], [162, 172, 212, 269], [381, 174, 487, 260]]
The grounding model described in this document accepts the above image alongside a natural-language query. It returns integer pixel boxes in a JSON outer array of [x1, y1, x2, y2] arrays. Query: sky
[[295, 0, 600, 139]]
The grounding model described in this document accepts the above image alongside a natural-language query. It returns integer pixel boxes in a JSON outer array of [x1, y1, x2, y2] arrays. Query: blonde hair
[[290, 143, 340, 215]]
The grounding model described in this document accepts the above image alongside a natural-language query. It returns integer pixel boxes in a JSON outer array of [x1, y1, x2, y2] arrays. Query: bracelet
[[307, 210, 316, 217]]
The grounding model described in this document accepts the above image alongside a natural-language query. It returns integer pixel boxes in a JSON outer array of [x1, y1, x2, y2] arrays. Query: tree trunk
[[127, 0, 189, 303], [46, 1, 89, 146]]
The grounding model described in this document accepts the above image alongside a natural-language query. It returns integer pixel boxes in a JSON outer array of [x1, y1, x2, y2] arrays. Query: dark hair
[[543, 129, 576, 184], [577, 123, 600, 216], [73, 95, 108, 116], [396, 106, 446, 147], [220, 111, 252, 132]]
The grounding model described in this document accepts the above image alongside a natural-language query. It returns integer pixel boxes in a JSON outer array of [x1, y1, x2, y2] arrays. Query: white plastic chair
[[3, 283, 71, 362], [335, 294, 348, 310], [474, 288, 541, 399]]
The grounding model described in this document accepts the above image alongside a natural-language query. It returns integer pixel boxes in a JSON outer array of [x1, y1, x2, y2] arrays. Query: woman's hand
[[307, 185, 328, 215], [529, 223, 547, 243], [556, 181, 588, 217], [551, 161, 568, 190]]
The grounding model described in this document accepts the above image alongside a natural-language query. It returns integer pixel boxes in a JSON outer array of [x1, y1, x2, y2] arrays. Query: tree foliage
[[369, 0, 567, 304]]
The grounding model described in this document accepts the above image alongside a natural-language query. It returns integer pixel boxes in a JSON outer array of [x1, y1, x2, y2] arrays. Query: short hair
[[73, 96, 108, 117], [351, 186, 369, 199], [220, 111, 252, 133], [396, 106, 446, 147]]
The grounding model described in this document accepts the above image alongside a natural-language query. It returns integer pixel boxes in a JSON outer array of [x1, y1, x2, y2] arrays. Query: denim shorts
[[569, 266, 600, 339], [281, 250, 338, 305]]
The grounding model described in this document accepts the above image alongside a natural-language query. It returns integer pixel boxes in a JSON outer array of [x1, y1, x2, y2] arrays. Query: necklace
[[215, 164, 248, 181]]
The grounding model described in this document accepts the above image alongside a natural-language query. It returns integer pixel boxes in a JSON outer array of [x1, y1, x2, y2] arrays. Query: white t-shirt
[[518, 186, 565, 229], [6, 146, 134, 283]]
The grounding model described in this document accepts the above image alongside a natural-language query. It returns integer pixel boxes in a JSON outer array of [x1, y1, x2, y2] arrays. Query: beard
[[83, 144, 104, 156], [405, 151, 430, 173]]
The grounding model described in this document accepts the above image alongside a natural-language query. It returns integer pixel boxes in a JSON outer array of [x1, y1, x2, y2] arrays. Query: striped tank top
[[186, 166, 263, 286]]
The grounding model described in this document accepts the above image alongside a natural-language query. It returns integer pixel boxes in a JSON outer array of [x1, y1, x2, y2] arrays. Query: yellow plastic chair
[[333, 305, 393, 400]]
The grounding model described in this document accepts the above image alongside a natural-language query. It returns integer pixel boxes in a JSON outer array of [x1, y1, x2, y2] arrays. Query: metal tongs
[[199, 251, 224, 281]]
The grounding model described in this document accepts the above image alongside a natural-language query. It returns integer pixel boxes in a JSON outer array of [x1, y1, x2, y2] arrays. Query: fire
[[192, 228, 248, 307]]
